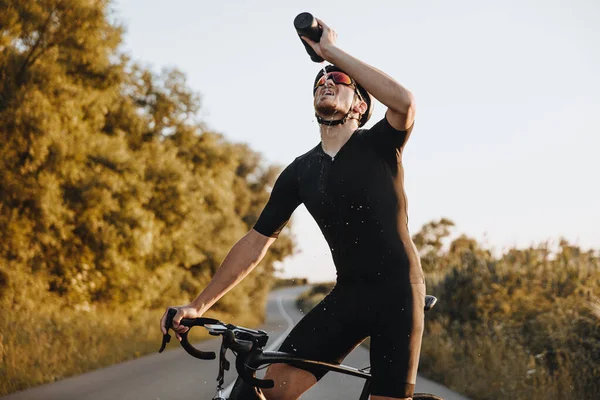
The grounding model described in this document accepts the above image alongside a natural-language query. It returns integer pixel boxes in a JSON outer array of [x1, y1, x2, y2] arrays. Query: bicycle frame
[[229, 349, 372, 400]]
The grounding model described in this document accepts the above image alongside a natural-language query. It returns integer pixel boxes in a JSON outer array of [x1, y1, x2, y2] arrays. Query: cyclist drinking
[[161, 18, 424, 400]]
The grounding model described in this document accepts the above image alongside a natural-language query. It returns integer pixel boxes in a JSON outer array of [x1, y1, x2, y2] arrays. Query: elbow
[[245, 229, 276, 260], [405, 94, 416, 121], [387, 91, 416, 130], [390, 89, 415, 116], [403, 90, 416, 115]]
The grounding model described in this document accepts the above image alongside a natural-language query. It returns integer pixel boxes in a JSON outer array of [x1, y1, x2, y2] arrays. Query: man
[[161, 18, 424, 400]]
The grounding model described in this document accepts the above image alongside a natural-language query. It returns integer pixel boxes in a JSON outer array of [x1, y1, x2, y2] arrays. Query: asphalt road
[[2, 286, 468, 400]]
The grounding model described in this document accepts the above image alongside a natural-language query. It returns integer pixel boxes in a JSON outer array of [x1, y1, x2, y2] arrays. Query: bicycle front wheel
[[413, 393, 444, 400]]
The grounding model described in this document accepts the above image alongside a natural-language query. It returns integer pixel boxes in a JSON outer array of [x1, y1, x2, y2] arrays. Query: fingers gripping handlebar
[[158, 308, 218, 360]]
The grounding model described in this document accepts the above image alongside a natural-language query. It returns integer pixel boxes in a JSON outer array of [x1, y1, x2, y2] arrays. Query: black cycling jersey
[[254, 116, 425, 397], [253, 116, 423, 284]]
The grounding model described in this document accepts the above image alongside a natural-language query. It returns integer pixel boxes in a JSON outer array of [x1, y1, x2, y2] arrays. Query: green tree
[[0, 0, 295, 317]]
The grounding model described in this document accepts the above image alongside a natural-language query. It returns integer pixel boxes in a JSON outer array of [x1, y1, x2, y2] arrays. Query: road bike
[[159, 295, 443, 400]]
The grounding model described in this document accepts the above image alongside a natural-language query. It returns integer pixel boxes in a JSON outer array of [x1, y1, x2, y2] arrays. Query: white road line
[[270, 294, 296, 349], [222, 293, 296, 397]]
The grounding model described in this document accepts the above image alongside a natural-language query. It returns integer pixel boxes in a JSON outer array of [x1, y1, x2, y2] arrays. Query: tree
[[0, 0, 295, 316], [412, 218, 455, 273]]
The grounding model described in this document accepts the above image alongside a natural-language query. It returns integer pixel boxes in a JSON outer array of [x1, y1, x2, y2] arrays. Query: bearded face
[[313, 80, 357, 119]]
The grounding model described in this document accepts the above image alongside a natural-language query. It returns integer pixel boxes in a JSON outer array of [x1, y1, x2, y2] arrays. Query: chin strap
[[316, 113, 356, 126], [316, 89, 362, 127]]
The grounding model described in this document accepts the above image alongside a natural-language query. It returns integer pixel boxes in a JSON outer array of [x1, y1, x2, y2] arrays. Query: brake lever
[[158, 308, 177, 353], [158, 333, 171, 353]]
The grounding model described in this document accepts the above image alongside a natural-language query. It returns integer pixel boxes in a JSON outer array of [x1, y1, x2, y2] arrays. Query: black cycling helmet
[[313, 65, 373, 127]]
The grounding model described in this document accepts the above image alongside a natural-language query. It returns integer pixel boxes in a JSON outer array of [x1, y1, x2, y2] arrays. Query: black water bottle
[[294, 12, 324, 63]]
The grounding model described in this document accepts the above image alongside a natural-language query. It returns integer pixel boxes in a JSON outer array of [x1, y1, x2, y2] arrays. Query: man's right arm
[[190, 160, 300, 314], [160, 229, 275, 336], [189, 229, 276, 313], [162, 160, 301, 337]]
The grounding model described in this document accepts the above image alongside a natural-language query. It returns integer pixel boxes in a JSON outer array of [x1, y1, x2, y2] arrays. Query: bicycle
[[159, 295, 443, 400]]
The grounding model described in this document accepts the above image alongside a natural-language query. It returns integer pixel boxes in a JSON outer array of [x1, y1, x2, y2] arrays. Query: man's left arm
[[302, 19, 416, 131]]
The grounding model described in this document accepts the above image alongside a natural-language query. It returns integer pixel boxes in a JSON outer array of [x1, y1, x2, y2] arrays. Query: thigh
[[278, 285, 369, 380], [369, 282, 426, 399]]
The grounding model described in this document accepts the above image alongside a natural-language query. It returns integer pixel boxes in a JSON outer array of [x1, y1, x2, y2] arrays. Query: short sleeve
[[364, 115, 414, 151], [253, 161, 302, 238]]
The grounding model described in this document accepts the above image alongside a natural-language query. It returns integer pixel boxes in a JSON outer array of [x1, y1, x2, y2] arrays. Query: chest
[[298, 144, 398, 220]]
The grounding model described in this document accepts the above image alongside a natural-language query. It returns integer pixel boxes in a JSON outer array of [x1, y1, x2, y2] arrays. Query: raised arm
[[301, 19, 416, 131]]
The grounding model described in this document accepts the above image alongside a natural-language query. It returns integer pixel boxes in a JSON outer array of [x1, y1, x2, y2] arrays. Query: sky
[[112, 0, 600, 282]]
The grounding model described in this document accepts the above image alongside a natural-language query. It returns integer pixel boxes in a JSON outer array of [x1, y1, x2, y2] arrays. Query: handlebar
[[159, 308, 220, 359], [158, 308, 275, 388]]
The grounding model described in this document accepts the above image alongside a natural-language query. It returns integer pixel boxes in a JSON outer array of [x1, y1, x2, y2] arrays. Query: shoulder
[[276, 144, 320, 183], [296, 143, 321, 162], [292, 143, 323, 170], [358, 116, 415, 151]]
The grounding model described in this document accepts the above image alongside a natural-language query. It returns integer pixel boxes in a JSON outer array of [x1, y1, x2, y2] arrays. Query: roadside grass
[[0, 306, 260, 396], [418, 319, 579, 400]]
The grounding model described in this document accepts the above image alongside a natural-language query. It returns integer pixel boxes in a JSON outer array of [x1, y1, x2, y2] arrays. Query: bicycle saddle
[[425, 295, 437, 311]]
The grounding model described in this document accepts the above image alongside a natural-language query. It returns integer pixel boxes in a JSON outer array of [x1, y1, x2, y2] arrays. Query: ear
[[353, 98, 368, 116]]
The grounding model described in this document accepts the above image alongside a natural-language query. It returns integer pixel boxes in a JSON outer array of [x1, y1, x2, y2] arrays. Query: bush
[[420, 230, 600, 399]]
